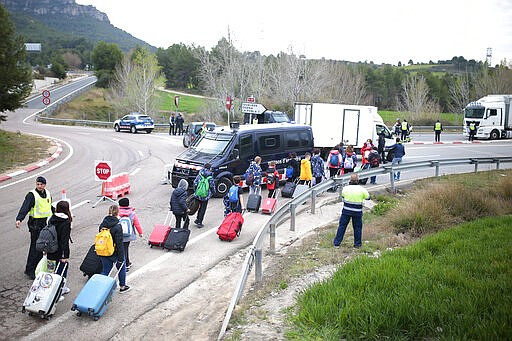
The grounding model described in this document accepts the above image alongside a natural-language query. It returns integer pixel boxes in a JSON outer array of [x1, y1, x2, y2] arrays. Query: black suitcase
[[281, 182, 296, 198], [246, 193, 261, 212], [79, 244, 103, 278], [164, 228, 191, 252], [187, 194, 200, 215]]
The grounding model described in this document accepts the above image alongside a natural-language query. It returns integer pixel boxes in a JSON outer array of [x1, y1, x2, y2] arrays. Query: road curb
[[0, 141, 63, 182]]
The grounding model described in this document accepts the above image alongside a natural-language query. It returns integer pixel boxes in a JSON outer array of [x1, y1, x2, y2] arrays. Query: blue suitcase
[[71, 264, 121, 321]]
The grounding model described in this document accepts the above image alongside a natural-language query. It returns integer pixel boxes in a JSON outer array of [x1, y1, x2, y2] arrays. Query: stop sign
[[94, 161, 112, 181], [226, 96, 232, 110]]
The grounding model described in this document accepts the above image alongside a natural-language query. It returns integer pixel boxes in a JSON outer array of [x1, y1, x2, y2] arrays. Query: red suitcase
[[217, 212, 244, 242], [148, 212, 172, 248], [261, 190, 278, 214]]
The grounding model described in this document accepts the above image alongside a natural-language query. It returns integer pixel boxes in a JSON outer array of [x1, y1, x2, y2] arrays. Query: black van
[[170, 123, 314, 197]]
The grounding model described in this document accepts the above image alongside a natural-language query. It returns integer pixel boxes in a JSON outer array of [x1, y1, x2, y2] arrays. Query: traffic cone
[[61, 189, 67, 200]]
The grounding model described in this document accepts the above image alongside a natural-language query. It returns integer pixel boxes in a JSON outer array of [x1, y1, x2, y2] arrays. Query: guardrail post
[[473, 160, 478, 173], [255, 248, 263, 283], [495, 159, 501, 170], [311, 189, 317, 214], [290, 203, 296, 231], [269, 223, 276, 254], [432, 161, 440, 177]]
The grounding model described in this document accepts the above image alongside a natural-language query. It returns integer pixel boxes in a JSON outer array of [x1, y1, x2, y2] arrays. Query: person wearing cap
[[118, 198, 143, 272], [333, 173, 370, 248], [16, 176, 53, 280]]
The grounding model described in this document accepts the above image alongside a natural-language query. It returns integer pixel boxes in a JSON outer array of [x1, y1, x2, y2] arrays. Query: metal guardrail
[[36, 116, 170, 130], [217, 156, 512, 339]]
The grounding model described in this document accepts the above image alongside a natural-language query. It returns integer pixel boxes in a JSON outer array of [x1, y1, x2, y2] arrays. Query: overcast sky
[[75, 0, 512, 66]]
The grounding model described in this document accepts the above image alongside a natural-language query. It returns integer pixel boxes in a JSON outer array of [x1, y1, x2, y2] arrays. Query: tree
[[0, 4, 32, 119], [398, 74, 440, 122], [91, 41, 123, 88], [156, 43, 201, 90], [112, 48, 163, 116]]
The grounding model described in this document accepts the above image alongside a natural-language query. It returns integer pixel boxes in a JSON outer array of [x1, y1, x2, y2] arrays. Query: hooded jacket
[[193, 168, 216, 201], [171, 179, 189, 215], [98, 215, 124, 262], [46, 212, 71, 261], [299, 158, 312, 181]]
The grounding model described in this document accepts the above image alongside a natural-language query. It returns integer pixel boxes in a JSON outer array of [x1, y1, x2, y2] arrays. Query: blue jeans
[[392, 157, 402, 180], [333, 213, 362, 247], [100, 257, 127, 287]]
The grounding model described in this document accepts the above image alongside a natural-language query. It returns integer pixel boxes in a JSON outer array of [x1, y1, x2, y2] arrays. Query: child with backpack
[[97, 204, 130, 293], [45, 200, 72, 301], [310, 148, 325, 185], [342, 145, 357, 173], [266, 161, 279, 198], [327, 145, 342, 177], [245, 156, 263, 196], [118, 198, 143, 272], [367, 147, 381, 184], [170, 179, 190, 229], [224, 175, 244, 216], [299, 152, 313, 187], [193, 163, 216, 228]]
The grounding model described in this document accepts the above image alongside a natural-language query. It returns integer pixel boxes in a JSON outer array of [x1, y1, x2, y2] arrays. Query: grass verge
[[287, 215, 512, 340], [0, 130, 52, 174]]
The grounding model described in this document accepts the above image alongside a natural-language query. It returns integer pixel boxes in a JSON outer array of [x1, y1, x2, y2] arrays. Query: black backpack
[[36, 223, 59, 253]]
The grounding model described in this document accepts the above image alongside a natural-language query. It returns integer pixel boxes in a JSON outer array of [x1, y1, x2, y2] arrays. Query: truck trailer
[[463, 95, 512, 140], [294, 102, 394, 155]]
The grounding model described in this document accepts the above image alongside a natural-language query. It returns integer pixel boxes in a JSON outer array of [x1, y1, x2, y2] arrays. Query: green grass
[[156, 89, 209, 114], [0, 130, 52, 174], [379, 110, 464, 126], [287, 215, 512, 340]]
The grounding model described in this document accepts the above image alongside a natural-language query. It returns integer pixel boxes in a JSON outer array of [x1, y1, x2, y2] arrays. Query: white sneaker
[[61, 286, 70, 295], [58, 295, 65, 302]]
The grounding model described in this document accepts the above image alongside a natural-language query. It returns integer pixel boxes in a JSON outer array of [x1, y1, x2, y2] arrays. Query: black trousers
[[435, 130, 441, 142], [174, 213, 190, 229], [123, 242, 131, 266], [25, 218, 47, 275], [196, 200, 209, 224]]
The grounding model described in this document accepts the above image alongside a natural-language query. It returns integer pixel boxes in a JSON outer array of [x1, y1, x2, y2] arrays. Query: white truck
[[463, 95, 512, 140], [294, 102, 394, 155]]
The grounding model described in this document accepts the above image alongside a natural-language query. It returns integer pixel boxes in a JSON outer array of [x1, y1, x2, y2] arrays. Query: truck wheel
[[215, 177, 231, 198], [114, 124, 120, 132], [130, 125, 137, 134], [490, 129, 500, 140]]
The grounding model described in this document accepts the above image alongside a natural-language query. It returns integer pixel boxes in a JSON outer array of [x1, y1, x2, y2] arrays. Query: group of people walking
[[16, 177, 144, 301]]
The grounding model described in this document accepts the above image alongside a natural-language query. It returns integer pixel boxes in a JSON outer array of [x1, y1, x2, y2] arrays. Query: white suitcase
[[292, 180, 311, 199], [22, 263, 67, 319]]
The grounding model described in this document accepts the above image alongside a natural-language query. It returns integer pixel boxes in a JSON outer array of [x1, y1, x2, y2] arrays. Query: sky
[[75, 0, 512, 66]]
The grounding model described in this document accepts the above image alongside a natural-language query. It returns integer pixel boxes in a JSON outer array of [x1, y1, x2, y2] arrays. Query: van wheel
[[490, 129, 500, 140], [215, 177, 231, 198], [183, 137, 188, 148]]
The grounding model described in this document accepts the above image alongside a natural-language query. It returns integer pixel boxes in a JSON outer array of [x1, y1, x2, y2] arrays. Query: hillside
[[1, 0, 154, 65]]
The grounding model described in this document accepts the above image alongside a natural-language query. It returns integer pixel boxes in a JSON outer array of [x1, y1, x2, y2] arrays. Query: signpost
[[93, 160, 115, 208], [247, 96, 255, 103], [42, 90, 51, 106], [226, 95, 233, 126]]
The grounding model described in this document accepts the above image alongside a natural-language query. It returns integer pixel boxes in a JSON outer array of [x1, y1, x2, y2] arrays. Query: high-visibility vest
[[469, 123, 476, 131], [342, 185, 370, 214], [29, 189, 52, 218], [435, 122, 442, 131], [401, 121, 408, 130]]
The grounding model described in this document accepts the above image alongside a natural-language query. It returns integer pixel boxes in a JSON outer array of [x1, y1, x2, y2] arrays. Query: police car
[[114, 113, 154, 134]]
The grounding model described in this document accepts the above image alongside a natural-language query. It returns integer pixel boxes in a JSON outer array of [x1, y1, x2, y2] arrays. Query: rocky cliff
[[1, 0, 109, 22]]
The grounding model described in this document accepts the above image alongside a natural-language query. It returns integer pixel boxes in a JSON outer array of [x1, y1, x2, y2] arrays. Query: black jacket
[[170, 187, 188, 215], [98, 215, 124, 262], [16, 189, 54, 230], [46, 213, 71, 261]]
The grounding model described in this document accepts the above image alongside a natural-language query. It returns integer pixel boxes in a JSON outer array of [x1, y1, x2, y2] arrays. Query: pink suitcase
[[261, 190, 278, 214], [148, 212, 172, 247]]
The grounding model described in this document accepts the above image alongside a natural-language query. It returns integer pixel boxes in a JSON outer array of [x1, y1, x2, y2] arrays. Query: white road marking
[[138, 150, 143, 157], [113, 138, 123, 142], [130, 168, 141, 176]]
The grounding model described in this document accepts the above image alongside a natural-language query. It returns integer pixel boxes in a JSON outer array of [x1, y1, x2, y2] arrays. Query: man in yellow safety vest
[[401, 119, 410, 141], [16, 176, 53, 279], [468, 121, 476, 141], [333, 173, 370, 248], [434, 120, 443, 142]]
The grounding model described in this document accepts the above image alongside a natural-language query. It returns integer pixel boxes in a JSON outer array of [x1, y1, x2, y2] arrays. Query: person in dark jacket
[[287, 152, 300, 182], [170, 179, 190, 229], [16, 176, 53, 280], [386, 137, 406, 181], [98, 205, 130, 293], [193, 163, 216, 228], [47, 200, 72, 300], [377, 129, 386, 163]]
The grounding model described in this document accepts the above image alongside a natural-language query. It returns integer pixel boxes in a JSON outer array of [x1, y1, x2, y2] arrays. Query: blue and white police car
[[114, 113, 154, 134]]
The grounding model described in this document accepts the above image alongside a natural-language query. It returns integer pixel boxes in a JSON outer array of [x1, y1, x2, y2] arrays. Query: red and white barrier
[[102, 172, 131, 199]]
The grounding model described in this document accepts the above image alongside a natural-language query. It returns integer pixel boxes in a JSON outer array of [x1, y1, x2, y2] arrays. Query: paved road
[[1, 80, 511, 339]]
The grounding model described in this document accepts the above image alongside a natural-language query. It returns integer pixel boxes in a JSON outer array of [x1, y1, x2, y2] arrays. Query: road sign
[[241, 102, 266, 115], [42, 90, 50, 98], [174, 95, 179, 108], [226, 96, 233, 110], [94, 160, 112, 182], [247, 96, 255, 103], [42, 97, 51, 105]]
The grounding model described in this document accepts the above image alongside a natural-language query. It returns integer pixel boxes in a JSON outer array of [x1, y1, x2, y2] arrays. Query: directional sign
[[94, 160, 112, 181], [241, 102, 266, 115]]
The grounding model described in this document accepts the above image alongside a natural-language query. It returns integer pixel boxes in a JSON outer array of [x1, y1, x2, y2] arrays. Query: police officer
[[333, 173, 370, 248], [401, 119, 410, 141], [468, 121, 476, 141], [16, 176, 53, 279], [434, 119, 443, 142]]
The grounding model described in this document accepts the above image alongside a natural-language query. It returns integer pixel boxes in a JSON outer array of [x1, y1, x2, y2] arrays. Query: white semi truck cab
[[463, 95, 512, 140]]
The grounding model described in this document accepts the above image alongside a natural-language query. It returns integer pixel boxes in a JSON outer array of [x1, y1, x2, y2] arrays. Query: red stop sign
[[95, 162, 112, 181], [226, 96, 232, 110]]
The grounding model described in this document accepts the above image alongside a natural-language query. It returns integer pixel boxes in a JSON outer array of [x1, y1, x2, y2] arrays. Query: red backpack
[[217, 212, 244, 241]]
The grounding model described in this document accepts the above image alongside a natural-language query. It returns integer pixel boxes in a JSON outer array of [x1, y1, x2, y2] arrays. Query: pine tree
[[0, 4, 32, 120]]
